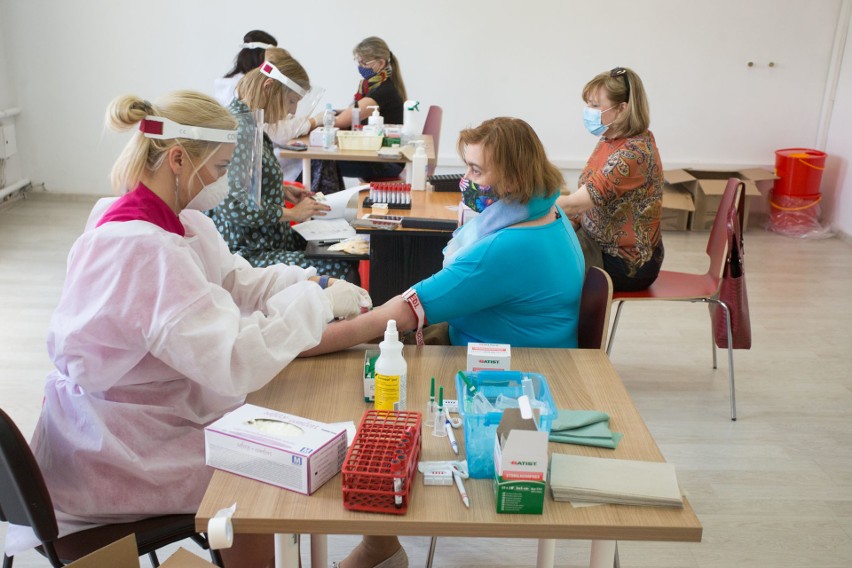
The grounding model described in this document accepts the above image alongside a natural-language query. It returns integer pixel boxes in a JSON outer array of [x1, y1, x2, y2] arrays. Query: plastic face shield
[[140, 114, 261, 209], [287, 85, 325, 138], [229, 109, 264, 210], [259, 61, 307, 97]]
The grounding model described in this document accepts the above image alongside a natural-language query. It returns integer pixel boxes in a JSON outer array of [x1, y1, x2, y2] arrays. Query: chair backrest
[[577, 266, 613, 350], [0, 407, 59, 544], [706, 178, 744, 285], [422, 105, 443, 177]]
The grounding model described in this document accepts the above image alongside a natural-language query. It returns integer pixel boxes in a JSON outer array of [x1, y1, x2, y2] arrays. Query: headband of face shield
[[259, 61, 307, 97], [242, 41, 273, 50], [139, 116, 237, 144], [139, 114, 262, 210]]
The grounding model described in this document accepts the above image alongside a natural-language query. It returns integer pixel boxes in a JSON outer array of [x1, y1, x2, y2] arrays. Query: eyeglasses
[[610, 67, 630, 101], [354, 58, 376, 67]]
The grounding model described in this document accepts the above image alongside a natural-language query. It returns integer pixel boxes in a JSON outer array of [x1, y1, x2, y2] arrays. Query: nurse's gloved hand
[[323, 281, 373, 319]]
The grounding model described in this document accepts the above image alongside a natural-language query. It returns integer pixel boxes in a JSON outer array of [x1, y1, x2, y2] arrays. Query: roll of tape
[[207, 503, 236, 549]]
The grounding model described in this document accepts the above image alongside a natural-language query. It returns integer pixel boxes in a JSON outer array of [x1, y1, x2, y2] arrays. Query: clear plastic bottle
[[374, 320, 407, 411], [322, 103, 336, 150], [411, 142, 428, 191]]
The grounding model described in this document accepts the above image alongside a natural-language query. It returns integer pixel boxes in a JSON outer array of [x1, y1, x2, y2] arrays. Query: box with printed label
[[204, 403, 347, 495], [466, 343, 511, 372], [493, 408, 548, 515]]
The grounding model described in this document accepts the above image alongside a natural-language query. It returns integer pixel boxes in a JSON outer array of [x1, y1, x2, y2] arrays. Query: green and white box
[[493, 408, 548, 514]]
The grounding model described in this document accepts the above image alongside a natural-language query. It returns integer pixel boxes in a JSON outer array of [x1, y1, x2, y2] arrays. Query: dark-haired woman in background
[[214, 30, 278, 107]]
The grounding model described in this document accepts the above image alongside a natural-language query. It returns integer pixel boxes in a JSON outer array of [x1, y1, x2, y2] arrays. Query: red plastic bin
[[342, 410, 421, 514]]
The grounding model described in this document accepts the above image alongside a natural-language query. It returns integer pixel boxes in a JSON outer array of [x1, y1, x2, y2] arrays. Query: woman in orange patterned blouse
[[557, 67, 664, 292]]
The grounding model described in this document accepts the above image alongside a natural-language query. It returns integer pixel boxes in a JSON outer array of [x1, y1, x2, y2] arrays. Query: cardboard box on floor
[[661, 183, 695, 231], [664, 168, 776, 231], [66, 535, 216, 568]]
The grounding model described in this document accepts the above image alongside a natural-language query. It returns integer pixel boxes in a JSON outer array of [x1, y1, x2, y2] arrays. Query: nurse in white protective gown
[[3, 91, 371, 568]]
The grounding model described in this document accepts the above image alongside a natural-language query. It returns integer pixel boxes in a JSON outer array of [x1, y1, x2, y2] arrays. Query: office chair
[[606, 178, 744, 420], [578, 266, 614, 350], [0, 407, 224, 568]]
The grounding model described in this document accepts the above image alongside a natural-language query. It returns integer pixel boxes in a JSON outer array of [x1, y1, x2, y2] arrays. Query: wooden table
[[355, 189, 458, 304], [196, 346, 702, 568], [279, 135, 435, 189]]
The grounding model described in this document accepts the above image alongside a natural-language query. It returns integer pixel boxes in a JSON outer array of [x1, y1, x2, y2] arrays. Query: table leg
[[536, 539, 555, 568], [589, 540, 616, 568], [302, 158, 312, 189], [310, 534, 328, 568], [274, 533, 299, 568]]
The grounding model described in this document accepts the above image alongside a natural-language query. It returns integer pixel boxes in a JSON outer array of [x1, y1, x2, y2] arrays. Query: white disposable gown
[[4, 199, 332, 555]]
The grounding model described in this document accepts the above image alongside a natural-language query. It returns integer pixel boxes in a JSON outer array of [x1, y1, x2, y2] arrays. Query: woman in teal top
[[410, 205, 582, 347], [302, 116, 583, 568], [306, 116, 584, 352]]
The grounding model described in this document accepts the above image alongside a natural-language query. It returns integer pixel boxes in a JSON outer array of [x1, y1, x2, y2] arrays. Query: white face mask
[[185, 173, 229, 211]]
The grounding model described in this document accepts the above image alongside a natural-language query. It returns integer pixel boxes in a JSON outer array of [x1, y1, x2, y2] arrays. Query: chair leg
[[3, 554, 14, 568], [707, 298, 737, 421], [614, 541, 621, 568], [721, 301, 737, 421], [711, 331, 718, 369], [425, 536, 438, 568], [148, 551, 160, 567], [606, 301, 626, 356]]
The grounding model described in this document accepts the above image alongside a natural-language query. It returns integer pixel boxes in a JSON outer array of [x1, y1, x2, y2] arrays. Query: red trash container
[[769, 148, 826, 237]]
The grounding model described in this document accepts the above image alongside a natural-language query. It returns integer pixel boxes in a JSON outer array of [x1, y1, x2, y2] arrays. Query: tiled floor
[[2, 191, 852, 567]]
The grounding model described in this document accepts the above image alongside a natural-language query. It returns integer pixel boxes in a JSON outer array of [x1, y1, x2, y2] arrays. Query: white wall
[[824, 5, 852, 235], [0, 0, 850, 228]]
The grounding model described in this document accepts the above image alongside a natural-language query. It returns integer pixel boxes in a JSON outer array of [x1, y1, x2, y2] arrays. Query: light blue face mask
[[583, 105, 616, 136]]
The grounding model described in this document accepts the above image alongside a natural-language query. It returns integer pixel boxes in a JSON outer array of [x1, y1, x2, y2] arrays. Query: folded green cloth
[[548, 409, 622, 449]]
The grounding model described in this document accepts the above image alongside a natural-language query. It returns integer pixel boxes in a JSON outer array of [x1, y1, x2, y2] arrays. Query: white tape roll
[[207, 504, 236, 549]]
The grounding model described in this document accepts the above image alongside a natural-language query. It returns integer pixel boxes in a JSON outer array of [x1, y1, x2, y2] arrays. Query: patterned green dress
[[207, 100, 352, 279]]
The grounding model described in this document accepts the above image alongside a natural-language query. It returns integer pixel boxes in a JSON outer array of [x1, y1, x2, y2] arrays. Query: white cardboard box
[[493, 408, 548, 514], [204, 404, 347, 495], [466, 343, 511, 372]]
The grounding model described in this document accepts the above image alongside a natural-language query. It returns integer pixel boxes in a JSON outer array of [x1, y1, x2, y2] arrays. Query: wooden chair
[[578, 266, 614, 350], [0, 407, 223, 568], [606, 178, 744, 420]]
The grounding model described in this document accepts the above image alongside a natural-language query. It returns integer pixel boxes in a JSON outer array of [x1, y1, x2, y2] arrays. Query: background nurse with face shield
[[207, 47, 358, 282], [2, 90, 370, 568]]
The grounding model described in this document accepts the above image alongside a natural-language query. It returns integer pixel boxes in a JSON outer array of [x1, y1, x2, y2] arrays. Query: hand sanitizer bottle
[[374, 320, 407, 411]]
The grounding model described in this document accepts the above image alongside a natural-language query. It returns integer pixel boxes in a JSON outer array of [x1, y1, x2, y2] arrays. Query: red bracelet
[[402, 288, 425, 346]]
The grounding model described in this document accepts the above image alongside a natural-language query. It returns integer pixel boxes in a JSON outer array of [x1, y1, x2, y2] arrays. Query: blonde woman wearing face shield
[[208, 47, 356, 281], [2, 91, 371, 568]]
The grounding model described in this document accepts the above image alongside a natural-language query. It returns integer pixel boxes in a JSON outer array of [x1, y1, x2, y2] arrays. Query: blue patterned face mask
[[460, 177, 496, 213], [358, 65, 377, 79], [583, 105, 616, 136]]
